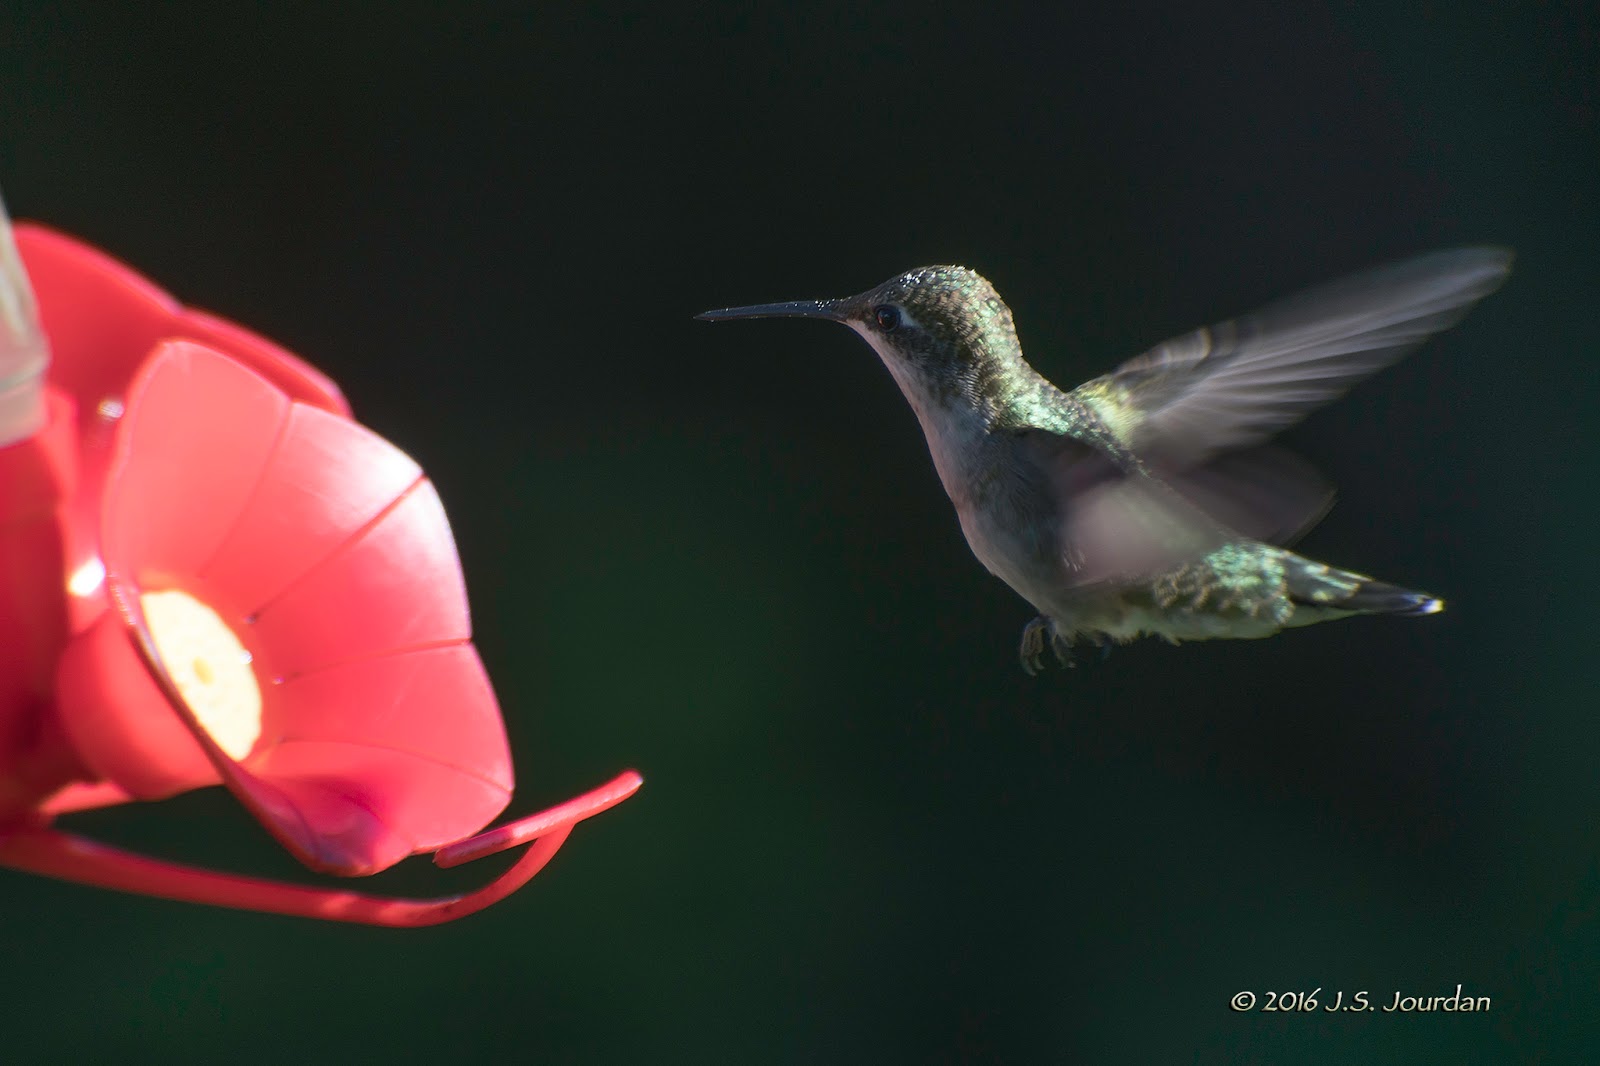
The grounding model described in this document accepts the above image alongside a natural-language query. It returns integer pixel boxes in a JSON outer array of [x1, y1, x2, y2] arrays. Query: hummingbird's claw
[[1019, 615, 1050, 675], [1020, 616, 1111, 674], [1020, 615, 1078, 675]]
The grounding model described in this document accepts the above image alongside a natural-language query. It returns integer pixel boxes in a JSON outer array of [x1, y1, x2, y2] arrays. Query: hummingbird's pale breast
[[847, 317, 1069, 611]]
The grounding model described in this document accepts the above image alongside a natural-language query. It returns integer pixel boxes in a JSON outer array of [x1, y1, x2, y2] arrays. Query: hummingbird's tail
[[1284, 556, 1444, 620], [1329, 578, 1444, 616]]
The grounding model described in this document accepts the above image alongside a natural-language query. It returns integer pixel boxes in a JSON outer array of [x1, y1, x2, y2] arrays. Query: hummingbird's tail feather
[[1331, 579, 1445, 617], [1284, 555, 1444, 620]]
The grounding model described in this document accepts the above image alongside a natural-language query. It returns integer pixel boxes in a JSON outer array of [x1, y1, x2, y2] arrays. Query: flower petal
[[255, 646, 512, 854], [100, 342, 512, 874], [17, 225, 347, 418], [195, 401, 421, 615], [244, 481, 471, 680], [16, 225, 349, 630], [102, 341, 292, 588]]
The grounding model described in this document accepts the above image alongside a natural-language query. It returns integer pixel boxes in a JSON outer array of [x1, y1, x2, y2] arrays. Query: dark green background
[[2, 3, 1596, 1062]]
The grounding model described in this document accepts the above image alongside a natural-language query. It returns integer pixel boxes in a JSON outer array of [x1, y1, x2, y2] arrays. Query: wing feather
[[1085, 247, 1512, 465], [1019, 430, 1226, 588], [1022, 434, 1333, 588]]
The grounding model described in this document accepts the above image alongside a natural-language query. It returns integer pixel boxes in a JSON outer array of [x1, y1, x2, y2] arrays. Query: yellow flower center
[[139, 589, 262, 760]]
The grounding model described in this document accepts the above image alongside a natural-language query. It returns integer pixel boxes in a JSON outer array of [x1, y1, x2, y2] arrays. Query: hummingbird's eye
[[873, 305, 902, 331]]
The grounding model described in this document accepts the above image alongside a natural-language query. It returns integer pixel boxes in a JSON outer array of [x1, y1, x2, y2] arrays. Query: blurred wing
[[1020, 430, 1226, 588], [1064, 474, 1225, 587], [1021, 432, 1332, 589], [1162, 445, 1334, 546], [1083, 246, 1512, 465]]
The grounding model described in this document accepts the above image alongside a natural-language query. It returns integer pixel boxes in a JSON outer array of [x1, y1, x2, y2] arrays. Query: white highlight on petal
[[67, 557, 106, 599], [140, 589, 262, 760]]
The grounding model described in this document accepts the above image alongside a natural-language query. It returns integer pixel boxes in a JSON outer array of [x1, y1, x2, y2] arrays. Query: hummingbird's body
[[700, 250, 1510, 671]]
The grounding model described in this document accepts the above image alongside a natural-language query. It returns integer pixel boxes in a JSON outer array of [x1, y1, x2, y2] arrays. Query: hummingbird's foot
[[1019, 615, 1077, 675], [1019, 615, 1051, 675]]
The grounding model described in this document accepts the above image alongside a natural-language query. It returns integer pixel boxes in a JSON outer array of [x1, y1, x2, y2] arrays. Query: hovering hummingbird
[[699, 249, 1511, 672]]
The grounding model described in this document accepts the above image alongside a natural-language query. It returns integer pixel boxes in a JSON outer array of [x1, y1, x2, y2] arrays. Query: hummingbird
[[698, 248, 1511, 673]]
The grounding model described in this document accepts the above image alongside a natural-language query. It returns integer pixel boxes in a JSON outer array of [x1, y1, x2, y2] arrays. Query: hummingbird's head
[[698, 265, 1023, 411]]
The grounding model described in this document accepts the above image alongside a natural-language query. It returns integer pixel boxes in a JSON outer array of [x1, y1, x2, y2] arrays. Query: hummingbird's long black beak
[[695, 299, 844, 323]]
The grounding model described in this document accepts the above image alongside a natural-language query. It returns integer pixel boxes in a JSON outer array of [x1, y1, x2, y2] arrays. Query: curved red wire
[[0, 770, 641, 927]]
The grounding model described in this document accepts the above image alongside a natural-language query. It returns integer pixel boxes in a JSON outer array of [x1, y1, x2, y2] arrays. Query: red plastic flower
[[0, 224, 639, 925]]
